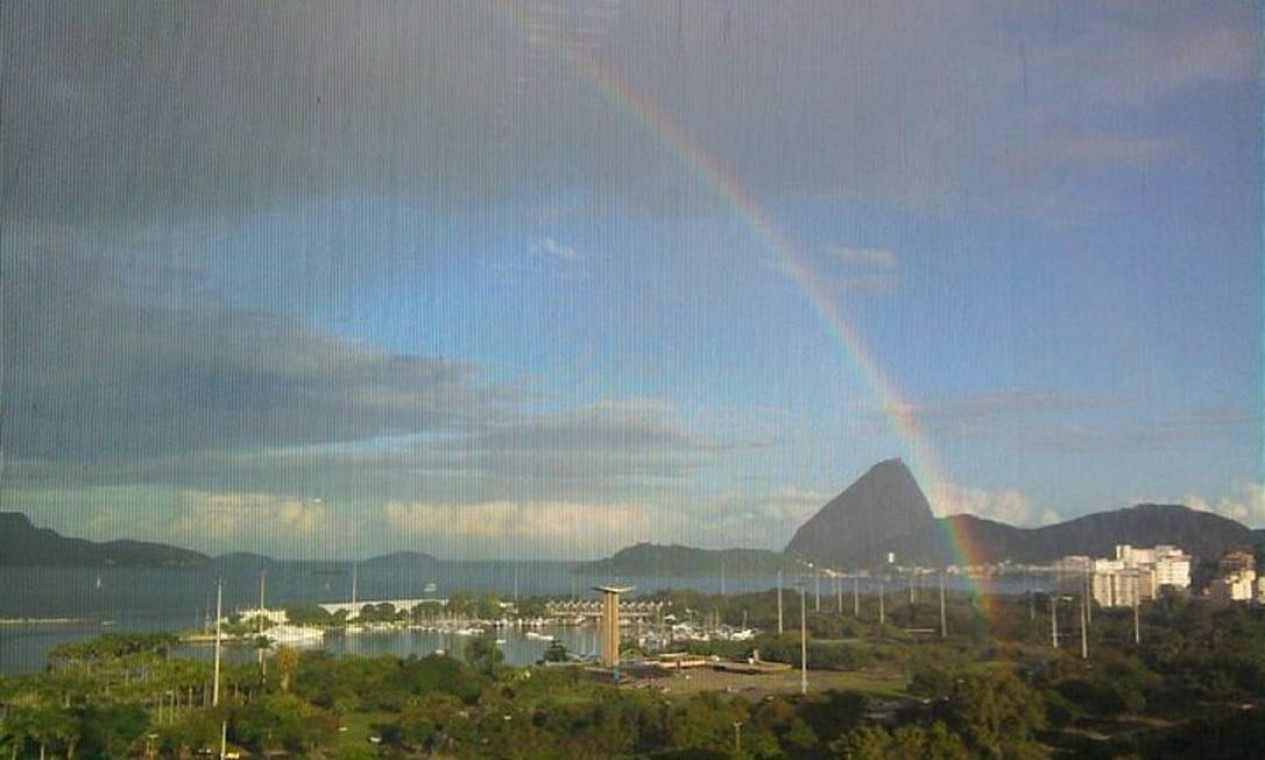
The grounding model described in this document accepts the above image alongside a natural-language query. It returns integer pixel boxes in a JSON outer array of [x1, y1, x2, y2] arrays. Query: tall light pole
[[1083, 567, 1092, 625], [1079, 594, 1089, 660], [1132, 574, 1141, 645], [732, 721, 742, 755], [214, 578, 226, 760], [213, 578, 223, 706], [258, 570, 267, 674], [799, 582, 808, 695], [939, 574, 947, 638], [777, 570, 784, 635], [1050, 593, 1059, 649]]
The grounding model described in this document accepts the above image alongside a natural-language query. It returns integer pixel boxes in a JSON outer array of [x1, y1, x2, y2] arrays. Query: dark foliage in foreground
[[1, 591, 1263, 757]]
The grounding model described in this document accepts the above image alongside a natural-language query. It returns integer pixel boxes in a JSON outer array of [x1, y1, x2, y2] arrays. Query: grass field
[[335, 711, 390, 759], [643, 666, 909, 701]]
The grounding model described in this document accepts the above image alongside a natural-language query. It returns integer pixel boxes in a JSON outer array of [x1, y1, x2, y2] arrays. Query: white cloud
[[530, 237, 580, 260], [829, 245, 897, 269], [821, 245, 901, 294], [166, 491, 342, 556], [1184, 482, 1265, 527], [934, 482, 1058, 527], [381, 499, 689, 559], [1087, 24, 1258, 104]]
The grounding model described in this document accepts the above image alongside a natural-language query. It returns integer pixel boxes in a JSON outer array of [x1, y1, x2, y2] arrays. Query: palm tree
[[275, 647, 299, 694]]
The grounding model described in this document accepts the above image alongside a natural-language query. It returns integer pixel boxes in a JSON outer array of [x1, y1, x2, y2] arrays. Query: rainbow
[[501, 7, 987, 573]]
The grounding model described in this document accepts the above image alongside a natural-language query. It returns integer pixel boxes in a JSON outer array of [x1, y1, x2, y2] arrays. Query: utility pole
[[853, 576, 859, 617], [814, 571, 821, 612], [835, 573, 842, 613], [878, 579, 885, 626], [732, 722, 742, 755]]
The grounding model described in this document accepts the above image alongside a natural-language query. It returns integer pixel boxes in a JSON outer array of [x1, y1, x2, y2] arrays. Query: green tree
[[665, 692, 747, 753], [464, 630, 504, 678], [838, 721, 972, 760], [379, 692, 474, 754], [231, 693, 336, 754], [943, 667, 1045, 759], [540, 639, 569, 663]]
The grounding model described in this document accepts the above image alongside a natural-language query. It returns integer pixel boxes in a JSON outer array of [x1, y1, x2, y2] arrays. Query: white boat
[[267, 625, 325, 648]]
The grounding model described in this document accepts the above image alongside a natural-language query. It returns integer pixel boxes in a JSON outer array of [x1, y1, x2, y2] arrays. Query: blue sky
[[1, 1, 1260, 559]]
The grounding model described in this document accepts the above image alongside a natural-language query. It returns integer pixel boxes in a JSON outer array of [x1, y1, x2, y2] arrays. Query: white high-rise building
[[1081, 544, 1192, 608], [1150, 545, 1191, 590]]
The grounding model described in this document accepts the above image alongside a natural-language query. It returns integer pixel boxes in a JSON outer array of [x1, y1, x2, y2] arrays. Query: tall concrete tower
[[592, 586, 634, 668]]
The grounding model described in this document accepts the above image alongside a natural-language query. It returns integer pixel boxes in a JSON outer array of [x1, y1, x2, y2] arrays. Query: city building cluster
[[1052, 544, 1263, 608], [1207, 550, 1261, 604]]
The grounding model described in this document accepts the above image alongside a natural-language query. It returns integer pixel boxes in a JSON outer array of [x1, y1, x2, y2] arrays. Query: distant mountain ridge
[[942, 504, 1255, 565], [574, 543, 801, 577], [782, 460, 1256, 569], [785, 459, 949, 568], [0, 512, 210, 567], [0, 512, 438, 568]]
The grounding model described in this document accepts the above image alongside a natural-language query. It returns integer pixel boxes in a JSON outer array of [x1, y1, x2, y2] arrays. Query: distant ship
[[424, 582, 438, 594]]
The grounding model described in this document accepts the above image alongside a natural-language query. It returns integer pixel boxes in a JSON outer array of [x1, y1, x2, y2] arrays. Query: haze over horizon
[[2, 2, 1260, 560]]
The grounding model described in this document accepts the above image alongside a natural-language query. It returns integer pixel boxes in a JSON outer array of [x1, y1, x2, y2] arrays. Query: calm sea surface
[[0, 562, 779, 674], [0, 563, 1038, 674]]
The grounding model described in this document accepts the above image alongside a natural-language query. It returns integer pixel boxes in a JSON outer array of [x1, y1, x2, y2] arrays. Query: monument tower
[[592, 586, 634, 669]]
